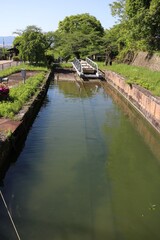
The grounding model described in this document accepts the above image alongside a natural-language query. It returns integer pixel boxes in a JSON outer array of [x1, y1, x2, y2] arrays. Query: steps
[[72, 57, 101, 78]]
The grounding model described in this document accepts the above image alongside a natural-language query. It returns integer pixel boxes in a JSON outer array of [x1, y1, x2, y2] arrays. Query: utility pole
[[2, 37, 5, 59]]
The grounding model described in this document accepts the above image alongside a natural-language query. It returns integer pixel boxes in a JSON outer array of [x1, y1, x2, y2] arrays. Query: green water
[[0, 81, 160, 240]]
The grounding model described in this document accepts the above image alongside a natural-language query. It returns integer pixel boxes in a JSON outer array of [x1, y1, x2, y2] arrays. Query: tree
[[125, 0, 160, 51], [109, 0, 126, 21], [125, 0, 152, 18], [108, 0, 160, 56], [53, 13, 105, 60], [14, 25, 49, 64], [148, 0, 160, 50], [58, 13, 104, 35]]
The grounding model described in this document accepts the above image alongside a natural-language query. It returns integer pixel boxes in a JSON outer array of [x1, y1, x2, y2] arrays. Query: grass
[[0, 65, 48, 118], [59, 62, 73, 68], [97, 62, 160, 96], [0, 63, 47, 78]]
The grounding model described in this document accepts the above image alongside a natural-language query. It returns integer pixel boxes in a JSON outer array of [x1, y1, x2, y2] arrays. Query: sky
[[0, 0, 117, 36]]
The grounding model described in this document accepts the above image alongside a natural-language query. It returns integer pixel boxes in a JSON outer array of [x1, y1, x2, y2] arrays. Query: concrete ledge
[[105, 70, 160, 134], [0, 70, 52, 168]]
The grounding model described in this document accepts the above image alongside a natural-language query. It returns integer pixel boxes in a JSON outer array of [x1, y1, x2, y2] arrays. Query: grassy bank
[[98, 62, 160, 96], [0, 65, 48, 118], [0, 64, 47, 78], [59, 61, 160, 97]]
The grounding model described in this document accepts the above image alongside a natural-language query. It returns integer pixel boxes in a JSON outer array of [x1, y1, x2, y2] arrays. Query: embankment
[[105, 70, 160, 134], [131, 52, 160, 71], [0, 71, 53, 170]]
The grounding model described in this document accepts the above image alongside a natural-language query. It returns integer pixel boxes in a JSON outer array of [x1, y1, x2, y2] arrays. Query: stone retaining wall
[[0, 71, 52, 170], [105, 70, 160, 133], [131, 52, 160, 71]]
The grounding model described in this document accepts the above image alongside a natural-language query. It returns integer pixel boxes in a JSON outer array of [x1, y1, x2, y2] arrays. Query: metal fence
[[0, 61, 22, 71]]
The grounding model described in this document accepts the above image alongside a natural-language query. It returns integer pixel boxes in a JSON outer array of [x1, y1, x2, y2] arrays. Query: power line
[[0, 190, 21, 240]]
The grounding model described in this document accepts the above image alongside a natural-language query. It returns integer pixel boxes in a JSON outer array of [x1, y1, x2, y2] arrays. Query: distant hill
[[0, 36, 15, 48]]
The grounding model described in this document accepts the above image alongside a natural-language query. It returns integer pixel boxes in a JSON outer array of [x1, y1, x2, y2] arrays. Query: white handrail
[[72, 58, 83, 76], [72, 57, 101, 78], [86, 57, 98, 72]]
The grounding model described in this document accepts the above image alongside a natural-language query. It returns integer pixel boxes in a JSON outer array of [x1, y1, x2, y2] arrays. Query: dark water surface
[[0, 80, 160, 240]]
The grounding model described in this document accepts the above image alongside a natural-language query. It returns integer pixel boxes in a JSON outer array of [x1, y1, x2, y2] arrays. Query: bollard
[[21, 69, 26, 83]]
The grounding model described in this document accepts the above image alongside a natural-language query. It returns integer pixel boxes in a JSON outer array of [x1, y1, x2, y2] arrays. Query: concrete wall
[[105, 70, 160, 133], [0, 71, 52, 169]]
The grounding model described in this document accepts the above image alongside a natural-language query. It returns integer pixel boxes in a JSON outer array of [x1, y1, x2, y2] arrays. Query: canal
[[0, 79, 160, 240]]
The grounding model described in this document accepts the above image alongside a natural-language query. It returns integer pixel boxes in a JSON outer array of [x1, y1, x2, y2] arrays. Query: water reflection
[[102, 82, 160, 240], [102, 82, 160, 161], [58, 81, 101, 99], [104, 114, 160, 239], [0, 81, 160, 240]]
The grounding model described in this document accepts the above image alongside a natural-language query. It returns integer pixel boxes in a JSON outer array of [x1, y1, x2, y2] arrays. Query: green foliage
[[12, 56, 20, 61], [126, 0, 151, 18], [103, 24, 125, 60], [0, 72, 46, 118], [14, 25, 53, 64], [59, 62, 72, 68], [53, 13, 105, 60], [0, 64, 47, 78], [99, 62, 160, 96], [109, 0, 126, 21], [0, 47, 8, 60], [58, 13, 104, 35], [108, 0, 160, 59], [0, 65, 25, 78]]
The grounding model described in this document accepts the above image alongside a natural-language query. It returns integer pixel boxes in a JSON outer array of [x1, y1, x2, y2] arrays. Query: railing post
[[86, 57, 98, 73], [72, 58, 83, 76]]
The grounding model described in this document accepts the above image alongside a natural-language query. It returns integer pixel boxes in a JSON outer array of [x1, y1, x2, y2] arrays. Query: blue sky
[[0, 0, 116, 36]]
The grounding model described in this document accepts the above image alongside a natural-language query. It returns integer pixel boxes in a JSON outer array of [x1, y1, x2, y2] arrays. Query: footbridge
[[72, 57, 102, 79]]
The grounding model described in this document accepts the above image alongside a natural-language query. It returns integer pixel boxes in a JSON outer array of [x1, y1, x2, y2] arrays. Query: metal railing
[[72, 57, 102, 78], [72, 58, 83, 76], [86, 57, 98, 73]]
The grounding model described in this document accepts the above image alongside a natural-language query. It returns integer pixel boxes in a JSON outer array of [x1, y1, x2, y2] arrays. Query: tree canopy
[[13, 25, 54, 64], [107, 0, 160, 60], [13, 1, 160, 65], [53, 13, 105, 60]]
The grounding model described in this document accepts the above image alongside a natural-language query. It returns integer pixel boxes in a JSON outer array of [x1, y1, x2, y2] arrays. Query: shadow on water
[[0, 94, 51, 186], [102, 81, 160, 161], [1, 79, 160, 239], [101, 82, 160, 240]]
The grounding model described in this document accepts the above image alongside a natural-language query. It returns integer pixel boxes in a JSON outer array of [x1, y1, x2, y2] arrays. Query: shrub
[[13, 56, 20, 61], [0, 71, 47, 118]]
